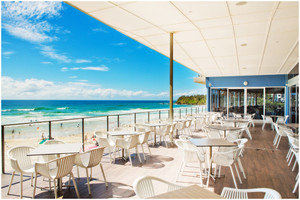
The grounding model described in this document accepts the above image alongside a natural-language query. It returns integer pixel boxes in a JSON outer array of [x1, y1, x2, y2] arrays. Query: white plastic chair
[[33, 154, 80, 199], [114, 135, 142, 167], [261, 115, 274, 130], [137, 131, 152, 160], [7, 146, 36, 198], [221, 187, 281, 199], [175, 139, 209, 186], [43, 140, 65, 162], [133, 176, 183, 198], [236, 121, 252, 140], [204, 127, 222, 138], [156, 124, 172, 148], [273, 123, 289, 149], [183, 120, 192, 135], [226, 130, 242, 142], [94, 131, 115, 164], [74, 147, 108, 195], [276, 115, 289, 124], [179, 135, 192, 142], [286, 131, 299, 165], [211, 147, 242, 188]]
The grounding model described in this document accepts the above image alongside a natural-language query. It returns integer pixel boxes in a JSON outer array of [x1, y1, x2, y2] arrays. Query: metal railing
[[1, 105, 206, 173]]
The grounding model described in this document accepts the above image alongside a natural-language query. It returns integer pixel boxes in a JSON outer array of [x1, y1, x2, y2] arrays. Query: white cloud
[[2, 1, 63, 43], [3, 51, 14, 56], [112, 43, 126, 46], [1, 76, 156, 100], [75, 59, 92, 63], [61, 67, 68, 72], [70, 66, 109, 71], [69, 76, 78, 79], [92, 28, 108, 33], [40, 45, 71, 63], [41, 61, 52, 64]]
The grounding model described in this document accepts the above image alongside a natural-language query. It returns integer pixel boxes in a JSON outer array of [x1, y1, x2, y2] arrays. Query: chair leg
[[234, 163, 242, 184], [292, 159, 297, 171], [262, 122, 265, 130], [77, 165, 80, 179], [176, 161, 184, 182], [141, 144, 146, 161], [70, 172, 80, 198], [32, 173, 38, 199], [20, 173, 23, 199], [85, 168, 91, 195], [90, 168, 93, 180], [276, 136, 282, 149], [7, 170, 15, 195], [31, 173, 33, 187], [199, 163, 203, 187], [229, 165, 238, 188], [53, 179, 57, 199], [293, 175, 299, 193], [238, 158, 246, 179], [108, 146, 112, 164], [146, 143, 152, 155], [218, 166, 221, 178], [127, 149, 133, 167], [100, 163, 108, 187], [288, 154, 295, 166], [49, 179, 52, 191], [136, 147, 142, 163]]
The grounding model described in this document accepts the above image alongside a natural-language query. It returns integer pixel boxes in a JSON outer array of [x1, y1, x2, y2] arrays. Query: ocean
[[1, 100, 196, 124]]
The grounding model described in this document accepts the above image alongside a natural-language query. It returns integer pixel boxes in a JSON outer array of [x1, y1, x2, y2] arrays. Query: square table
[[150, 184, 223, 199], [221, 119, 249, 127], [205, 125, 242, 137], [137, 123, 168, 145], [27, 143, 83, 156]]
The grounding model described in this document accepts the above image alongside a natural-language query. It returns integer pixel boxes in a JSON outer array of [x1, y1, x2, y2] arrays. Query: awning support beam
[[170, 33, 174, 121]]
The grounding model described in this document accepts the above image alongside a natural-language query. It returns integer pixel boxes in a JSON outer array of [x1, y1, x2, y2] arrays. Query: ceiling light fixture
[[236, 2, 248, 6], [241, 43, 247, 47], [243, 81, 248, 86]]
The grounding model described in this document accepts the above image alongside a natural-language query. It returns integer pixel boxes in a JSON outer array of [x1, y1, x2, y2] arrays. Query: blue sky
[[1, 1, 206, 100]]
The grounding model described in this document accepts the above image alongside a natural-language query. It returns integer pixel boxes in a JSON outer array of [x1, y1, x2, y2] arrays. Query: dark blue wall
[[206, 75, 288, 88]]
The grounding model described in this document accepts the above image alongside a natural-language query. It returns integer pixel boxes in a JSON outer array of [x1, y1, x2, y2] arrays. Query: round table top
[[222, 119, 249, 123], [205, 125, 242, 131]]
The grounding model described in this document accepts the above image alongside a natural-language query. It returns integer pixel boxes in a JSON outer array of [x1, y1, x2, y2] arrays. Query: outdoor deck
[[1, 124, 298, 199]]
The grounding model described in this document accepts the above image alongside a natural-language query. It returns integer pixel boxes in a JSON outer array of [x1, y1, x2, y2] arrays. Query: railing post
[[2, 125, 5, 174], [117, 115, 120, 128], [134, 113, 136, 131], [148, 112, 150, 123], [49, 121, 52, 139], [107, 116, 109, 131], [82, 118, 85, 152], [186, 108, 188, 116], [180, 109, 181, 119], [191, 107, 192, 115], [159, 111, 161, 120]]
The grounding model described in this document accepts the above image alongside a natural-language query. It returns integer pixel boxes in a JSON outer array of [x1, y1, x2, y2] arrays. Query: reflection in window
[[247, 89, 264, 119], [211, 88, 227, 115], [229, 89, 244, 115], [265, 88, 285, 116]]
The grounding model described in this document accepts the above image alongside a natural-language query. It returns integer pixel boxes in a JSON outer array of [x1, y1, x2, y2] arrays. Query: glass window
[[247, 89, 264, 119], [290, 85, 299, 123], [211, 88, 227, 115], [229, 89, 244, 115], [265, 88, 285, 116]]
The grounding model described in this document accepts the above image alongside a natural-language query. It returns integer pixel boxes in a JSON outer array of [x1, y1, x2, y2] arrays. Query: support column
[[169, 33, 174, 121]]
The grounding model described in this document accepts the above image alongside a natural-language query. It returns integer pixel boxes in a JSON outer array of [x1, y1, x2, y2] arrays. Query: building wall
[[205, 75, 289, 119]]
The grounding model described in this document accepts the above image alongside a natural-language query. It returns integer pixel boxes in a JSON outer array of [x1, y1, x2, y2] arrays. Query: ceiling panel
[[173, 1, 229, 21], [121, 2, 188, 26], [68, 1, 299, 77], [207, 39, 236, 57]]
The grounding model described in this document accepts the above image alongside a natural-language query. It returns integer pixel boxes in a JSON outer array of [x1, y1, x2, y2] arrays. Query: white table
[[151, 184, 223, 199], [138, 123, 168, 144], [205, 125, 242, 137], [27, 143, 82, 190]]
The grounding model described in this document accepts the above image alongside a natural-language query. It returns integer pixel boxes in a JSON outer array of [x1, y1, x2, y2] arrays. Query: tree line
[[176, 94, 206, 105]]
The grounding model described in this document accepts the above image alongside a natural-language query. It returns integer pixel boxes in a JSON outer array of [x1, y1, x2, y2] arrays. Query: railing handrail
[[1, 105, 204, 127]]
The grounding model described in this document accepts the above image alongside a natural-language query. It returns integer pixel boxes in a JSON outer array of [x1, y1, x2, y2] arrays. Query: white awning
[[67, 1, 298, 77]]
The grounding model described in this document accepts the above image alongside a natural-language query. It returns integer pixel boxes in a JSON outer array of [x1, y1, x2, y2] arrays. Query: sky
[[1, 1, 206, 100]]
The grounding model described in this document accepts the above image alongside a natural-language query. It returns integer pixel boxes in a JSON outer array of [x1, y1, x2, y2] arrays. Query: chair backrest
[[53, 154, 76, 179], [133, 176, 183, 198], [284, 115, 289, 123], [140, 131, 151, 144], [8, 146, 35, 172], [128, 135, 140, 149], [236, 121, 249, 128], [221, 187, 282, 199], [179, 135, 192, 142], [205, 128, 222, 138], [226, 130, 241, 142], [159, 124, 172, 136], [175, 140, 205, 162], [76, 147, 105, 168], [94, 131, 111, 147], [44, 140, 65, 145], [212, 147, 241, 165]]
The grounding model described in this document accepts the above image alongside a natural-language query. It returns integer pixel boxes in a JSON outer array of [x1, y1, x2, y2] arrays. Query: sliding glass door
[[246, 89, 264, 119], [211, 88, 227, 116], [290, 85, 299, 123], [229, 89, 244, 116]]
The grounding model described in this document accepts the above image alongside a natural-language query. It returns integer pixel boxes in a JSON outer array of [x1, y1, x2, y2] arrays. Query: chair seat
[[22, 167, 35, 174]]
